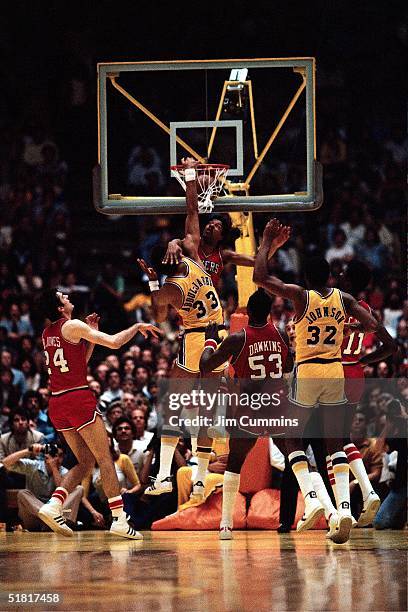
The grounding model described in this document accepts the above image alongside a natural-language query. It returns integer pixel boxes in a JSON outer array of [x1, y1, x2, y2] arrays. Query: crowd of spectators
[[0, 47, 406, 532]]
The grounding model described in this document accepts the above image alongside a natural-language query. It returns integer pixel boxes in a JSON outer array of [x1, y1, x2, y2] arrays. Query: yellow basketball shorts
[[290, 360, 346, 408], [176, 328, 228, 374]]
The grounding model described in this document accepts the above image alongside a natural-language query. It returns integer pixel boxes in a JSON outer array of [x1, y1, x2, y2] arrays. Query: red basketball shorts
[[343, 363, 365, 405], [49, 388, 101, 432]]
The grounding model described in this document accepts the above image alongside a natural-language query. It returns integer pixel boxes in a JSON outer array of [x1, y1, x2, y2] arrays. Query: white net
[[171, 164, 229, 213]]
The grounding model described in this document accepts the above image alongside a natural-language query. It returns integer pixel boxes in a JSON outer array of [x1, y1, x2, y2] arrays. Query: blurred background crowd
[[0, 3, 406, 531]]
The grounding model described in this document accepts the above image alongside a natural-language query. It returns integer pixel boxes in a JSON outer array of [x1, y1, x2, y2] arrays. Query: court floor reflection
[[1, 530, 406, 611]]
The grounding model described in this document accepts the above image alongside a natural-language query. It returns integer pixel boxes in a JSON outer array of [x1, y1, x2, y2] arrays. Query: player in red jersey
[[163, 158, 255, 287], [38, 290, 160, 539], [200, 288, 293, 539], [325, 259, 396, 526]]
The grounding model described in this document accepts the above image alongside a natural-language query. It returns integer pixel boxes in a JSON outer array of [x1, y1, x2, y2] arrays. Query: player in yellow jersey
[[254, 219, 381, 543], [137, 160, 227, 498]]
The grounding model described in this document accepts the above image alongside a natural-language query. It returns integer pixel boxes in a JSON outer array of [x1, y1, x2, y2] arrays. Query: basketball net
[[171, 164, 229, 213]]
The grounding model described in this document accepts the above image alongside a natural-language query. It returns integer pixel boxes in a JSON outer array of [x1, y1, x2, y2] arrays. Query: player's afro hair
[[303, 256, 330, 287], [247, 288, 273, 321]]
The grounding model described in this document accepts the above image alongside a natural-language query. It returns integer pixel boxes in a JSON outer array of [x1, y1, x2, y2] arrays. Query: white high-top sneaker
[[357, 491, 381, 527], [144, 476, 173, 496], [38, 502, 74, 537], [329, 502, 352, 544], [297, 494, 325, 532], [110, 513, 143, 540]]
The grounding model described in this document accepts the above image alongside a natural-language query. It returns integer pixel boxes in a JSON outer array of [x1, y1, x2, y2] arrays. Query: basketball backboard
[[94, 58, 322, 215]]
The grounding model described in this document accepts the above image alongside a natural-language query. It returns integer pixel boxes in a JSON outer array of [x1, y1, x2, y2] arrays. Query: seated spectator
[[325, 228, 354, 265], [121, 375, 136, 395], [134, 365, 151, 397], [18, 355, 41, 391], [98, 368, 123, 412], [22, 391, 56, 443], [1, 349, 27, 396], [130, 408, 154, 451], [177, 438, 227, 509], [0, 368, 20, 423], [112, 417, 145, 476], [105, 354, 120, 370], [374, 400, 407, 530], [349, 411, 382, 519], [122, 392, 137, 415], [93, 362, 109, 388], [104, 401, 124, 434], [1, 302, 34, 340], [0, 409, 44, 461], [89, 379, 102, 401], [0, 443, 82, 531], [121, 356, 136, 379], [81, 434, 141, 526]]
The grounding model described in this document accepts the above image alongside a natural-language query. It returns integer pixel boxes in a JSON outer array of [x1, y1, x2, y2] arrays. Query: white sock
[[331, 451, 351, 514], [108, 496, 124, 518], [221, 471, 240, 526], [344, 443, 373, 501], [194, 446, 212, 486], [288, 451, 316, 502], [310, 472, 337, 520], [191, 437, 197, 455], [156, 437, 179, 481]]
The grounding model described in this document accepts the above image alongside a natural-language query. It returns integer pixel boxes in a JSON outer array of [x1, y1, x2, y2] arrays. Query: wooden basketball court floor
[[1, 529, 406, 611]]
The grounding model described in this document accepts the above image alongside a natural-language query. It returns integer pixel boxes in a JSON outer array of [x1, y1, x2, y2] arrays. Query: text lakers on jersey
[[295, 288, 346, 364]]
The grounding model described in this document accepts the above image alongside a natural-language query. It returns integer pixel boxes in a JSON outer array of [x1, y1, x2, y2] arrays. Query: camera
[[42, 443, 59, 457]]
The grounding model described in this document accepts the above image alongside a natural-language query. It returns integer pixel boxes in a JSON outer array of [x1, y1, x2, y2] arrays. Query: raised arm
[[253, 219, 306, 314], [62, 318, 161, 349], [137, 258, 183, 323], [183, 157, 200, 248], [199, 323, 244, 374]]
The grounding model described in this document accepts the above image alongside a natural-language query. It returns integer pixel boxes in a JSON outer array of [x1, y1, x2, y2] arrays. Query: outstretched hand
[[162, 240, 183, 266], [263, 219, 291, 248], [136, 323, 163, 339], [137, 258, 158, 281], [181, 157, 199, 169]]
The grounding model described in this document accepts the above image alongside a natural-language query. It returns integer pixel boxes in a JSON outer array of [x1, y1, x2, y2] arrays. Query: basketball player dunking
[[38, 290, 160, 539], [253, 219, 382, 543], [200, 288, 292, 539], [163, 158, 255, 288], [137, 159, 227, 499]]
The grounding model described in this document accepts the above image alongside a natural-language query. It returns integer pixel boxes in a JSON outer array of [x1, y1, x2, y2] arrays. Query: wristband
[[184, 168, 196, 182], [204, 339, 218, 351], [149, 280, 160, 292]]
